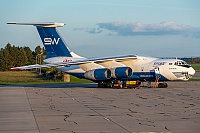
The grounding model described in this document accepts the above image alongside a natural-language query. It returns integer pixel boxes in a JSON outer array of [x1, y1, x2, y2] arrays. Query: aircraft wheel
[[147, 81, 151, 88], [164, 83, 168, 88], [98, 83, 104, 88], [106, 82, 112, 88], [158, 83, 168, 88]]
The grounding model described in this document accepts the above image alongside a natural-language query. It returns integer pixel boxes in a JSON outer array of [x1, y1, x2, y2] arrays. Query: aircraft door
[[154, 67, 160, 79]]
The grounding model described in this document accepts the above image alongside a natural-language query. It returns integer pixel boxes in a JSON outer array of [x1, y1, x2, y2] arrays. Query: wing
[[11, 55, 137, 70]]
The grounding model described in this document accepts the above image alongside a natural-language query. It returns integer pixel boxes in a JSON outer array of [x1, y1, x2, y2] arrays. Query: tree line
[[0, 43, 64, 81], [0, 43, 45, 71]]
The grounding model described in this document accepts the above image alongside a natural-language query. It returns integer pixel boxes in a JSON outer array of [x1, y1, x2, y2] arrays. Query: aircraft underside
[[68, 71, 169, 89]]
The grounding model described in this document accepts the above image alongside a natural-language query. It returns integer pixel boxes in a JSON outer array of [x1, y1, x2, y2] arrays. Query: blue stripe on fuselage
[[129, 72, 169, 81]]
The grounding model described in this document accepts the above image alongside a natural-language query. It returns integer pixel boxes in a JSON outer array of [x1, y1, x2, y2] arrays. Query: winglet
[[7, 22, 65, 27]]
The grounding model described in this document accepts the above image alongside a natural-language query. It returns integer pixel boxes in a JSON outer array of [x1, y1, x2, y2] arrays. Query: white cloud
[[74, 27, 102, 34], [85, 21, 200, 37]]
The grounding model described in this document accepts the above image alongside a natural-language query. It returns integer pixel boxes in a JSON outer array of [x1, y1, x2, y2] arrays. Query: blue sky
[[1, 0, 200, 58]]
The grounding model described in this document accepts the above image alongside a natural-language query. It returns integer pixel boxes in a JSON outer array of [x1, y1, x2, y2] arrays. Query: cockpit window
[[174, 61, 190, 68]]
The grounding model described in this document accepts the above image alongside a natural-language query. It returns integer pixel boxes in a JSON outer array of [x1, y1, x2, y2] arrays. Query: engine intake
[[84, 68, 111, 80], [110, 67, 132, 79]]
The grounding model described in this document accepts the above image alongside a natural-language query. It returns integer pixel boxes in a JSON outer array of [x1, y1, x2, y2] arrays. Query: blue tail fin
[[7, 22, 75, 58], [36, 26, 72, 58]]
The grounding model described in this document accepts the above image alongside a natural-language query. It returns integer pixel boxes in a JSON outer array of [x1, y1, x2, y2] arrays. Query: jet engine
[[110, 67, 132, 79], [84, 68, 111, 80]]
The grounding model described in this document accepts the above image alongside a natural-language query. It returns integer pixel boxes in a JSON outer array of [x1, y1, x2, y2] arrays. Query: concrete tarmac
[[0, 82, 200, 133]]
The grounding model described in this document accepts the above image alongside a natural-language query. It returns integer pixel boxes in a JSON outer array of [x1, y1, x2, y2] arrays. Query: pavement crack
[[127, 113, 133, 117], [128, 109, 143, 114], [50, 105, 55, 110], [165, 126, 171, 131], [60, 89, 132, 133], [49, 128, 60, 130], [64, 112, 72, 121], [138, 122, 155, 127], [139, 96, 148, 100]]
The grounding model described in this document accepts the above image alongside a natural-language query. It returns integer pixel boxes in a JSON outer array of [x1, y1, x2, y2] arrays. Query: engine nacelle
[[84, 68, 111, 80], [110, 67, 132, 79]]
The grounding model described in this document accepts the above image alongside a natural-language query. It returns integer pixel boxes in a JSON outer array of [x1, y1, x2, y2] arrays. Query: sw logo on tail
[[44, 38, 60, 45]]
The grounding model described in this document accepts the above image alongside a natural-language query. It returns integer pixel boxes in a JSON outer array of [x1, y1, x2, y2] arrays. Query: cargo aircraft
[[7, 22, 196, 88]]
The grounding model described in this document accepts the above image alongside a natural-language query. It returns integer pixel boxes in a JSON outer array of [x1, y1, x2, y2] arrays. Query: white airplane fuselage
[[44, 56, 195, 82]]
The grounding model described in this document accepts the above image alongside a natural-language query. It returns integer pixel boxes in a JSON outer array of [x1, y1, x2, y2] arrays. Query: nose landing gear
[[157, 82, 168, 88]]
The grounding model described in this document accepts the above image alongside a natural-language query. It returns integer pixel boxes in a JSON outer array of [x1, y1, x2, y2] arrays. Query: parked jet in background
[[7, 22, 196, 88]]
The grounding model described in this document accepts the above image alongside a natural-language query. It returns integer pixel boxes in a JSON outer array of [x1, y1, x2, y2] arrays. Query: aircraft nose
[[188, 67, 196, 77]]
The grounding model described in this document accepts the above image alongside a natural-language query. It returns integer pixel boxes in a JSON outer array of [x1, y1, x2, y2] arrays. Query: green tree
[[17, 47, 28, 66], [10, 45, 20, 67], [24, 46, 35, 65], [0, 48, 11, 71], [35, 45, 42, 55], [42, 47, 46, 55], [0, 48, 6, 71], [0, 43, 46, 71]]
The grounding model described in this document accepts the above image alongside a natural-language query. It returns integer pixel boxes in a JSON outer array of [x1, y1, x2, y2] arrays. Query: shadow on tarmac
[[0, 83, 98, 88]]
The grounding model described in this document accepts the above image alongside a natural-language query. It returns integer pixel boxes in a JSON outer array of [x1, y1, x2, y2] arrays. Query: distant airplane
[[7, 22, 196, 88]]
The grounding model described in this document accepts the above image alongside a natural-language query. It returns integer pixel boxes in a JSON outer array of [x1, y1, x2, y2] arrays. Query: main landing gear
[[98, 80, 141, 89], [97, 81, 112, 88], [158, 82, 168, 88], [98, 80, 168, 89]]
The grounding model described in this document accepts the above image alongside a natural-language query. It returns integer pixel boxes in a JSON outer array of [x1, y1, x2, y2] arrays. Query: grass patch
[[0, 71, 42, 83], [191, 64, 200, 71], [0, 71, 92, 84], [69, 75, 93, 83], [189, 78, 200, 82]]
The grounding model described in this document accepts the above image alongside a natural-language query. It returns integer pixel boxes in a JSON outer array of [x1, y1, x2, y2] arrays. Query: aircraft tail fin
[[7, 22, 82, 59]]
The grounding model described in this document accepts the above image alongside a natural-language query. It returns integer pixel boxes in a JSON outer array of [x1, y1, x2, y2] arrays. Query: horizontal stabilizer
[[7, 22, 65, 27]]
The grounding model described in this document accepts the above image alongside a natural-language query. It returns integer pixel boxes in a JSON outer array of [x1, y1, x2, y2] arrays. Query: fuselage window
[[174, 61, 190, 68]]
